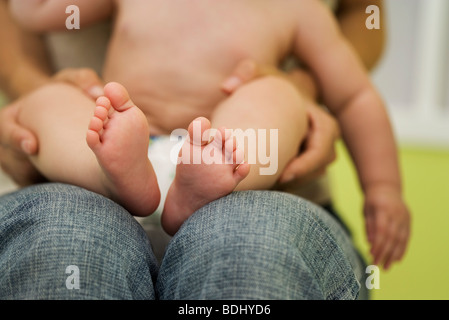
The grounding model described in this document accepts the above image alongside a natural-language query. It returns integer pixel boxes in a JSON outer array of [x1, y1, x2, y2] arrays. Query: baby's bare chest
[[116, 0, 298, 65]]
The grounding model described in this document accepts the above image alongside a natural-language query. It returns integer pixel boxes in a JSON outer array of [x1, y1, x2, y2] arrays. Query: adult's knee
[[0, 183, 157, 299], [158, 191, 363, 299]]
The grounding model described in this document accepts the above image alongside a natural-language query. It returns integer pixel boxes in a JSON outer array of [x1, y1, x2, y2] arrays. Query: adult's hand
[[279, 103, 340, 185], [0, 101, 43, 186], [222, 59, 340, 186], [222, 59, 318, 101], [0, 68, 103, 186], [53, 68, 104, 100]]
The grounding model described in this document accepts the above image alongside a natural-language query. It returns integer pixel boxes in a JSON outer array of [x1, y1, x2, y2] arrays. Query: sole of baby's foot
[[162, 117, 250, 236], [86, 82, 160, 216]]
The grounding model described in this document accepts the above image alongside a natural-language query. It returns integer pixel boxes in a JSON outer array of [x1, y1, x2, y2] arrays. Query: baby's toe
[[188, 117, 211, 146]]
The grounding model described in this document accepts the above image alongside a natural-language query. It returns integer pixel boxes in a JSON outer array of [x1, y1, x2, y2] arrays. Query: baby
[[9, 0, 409, 265]]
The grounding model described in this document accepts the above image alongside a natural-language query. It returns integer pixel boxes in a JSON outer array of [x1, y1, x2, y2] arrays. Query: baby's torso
[[103, 0, 301, 134]]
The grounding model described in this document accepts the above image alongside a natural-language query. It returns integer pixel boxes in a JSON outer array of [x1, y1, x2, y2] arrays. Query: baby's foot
[[86, 82, 160, 216], [162, 117, 250, 235]]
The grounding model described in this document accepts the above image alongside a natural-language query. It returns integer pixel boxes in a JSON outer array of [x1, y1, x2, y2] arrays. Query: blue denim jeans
[[0, 183, 368, 299]]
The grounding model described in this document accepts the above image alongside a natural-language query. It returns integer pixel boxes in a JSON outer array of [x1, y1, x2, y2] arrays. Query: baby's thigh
[[212, 76, 308, 156], [213, 76, 307, 132], [211, 76, 309, 187], [17, 82, 96, 140]]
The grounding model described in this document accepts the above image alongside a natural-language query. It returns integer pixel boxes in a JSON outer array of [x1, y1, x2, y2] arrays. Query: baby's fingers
[[383, 224, 410, 270], [365, 210, 376, 245], [369, 210, 389, 261], [364, 189, 411, 270], [383, 245, 401, 271], [374, 221, 398, 268]]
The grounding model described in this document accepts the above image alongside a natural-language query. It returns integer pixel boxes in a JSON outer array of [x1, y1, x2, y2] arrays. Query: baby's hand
[[364, 185, 411, 270]]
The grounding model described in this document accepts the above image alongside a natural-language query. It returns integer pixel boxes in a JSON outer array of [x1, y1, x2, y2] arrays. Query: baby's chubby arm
[[294, 0, 410, 268], [295, 1, 399, 196], [9, 0, 114, 32]]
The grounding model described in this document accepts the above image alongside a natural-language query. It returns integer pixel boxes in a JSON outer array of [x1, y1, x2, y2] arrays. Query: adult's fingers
[[0, 105, 38, 154], [8, 122, 38, 154], [279, 150, 328, 184], [0, 145, 44, 186], [221, 59, 281, 93], [279, 105, 339, 184], [53, 68, 104, 99]]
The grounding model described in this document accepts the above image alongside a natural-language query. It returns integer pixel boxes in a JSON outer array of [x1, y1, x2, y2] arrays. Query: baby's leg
[[212, 75, 308, 190], [162, 118, 250, 235], [16, 82, 160, 216], [162, 76, 307, 235]]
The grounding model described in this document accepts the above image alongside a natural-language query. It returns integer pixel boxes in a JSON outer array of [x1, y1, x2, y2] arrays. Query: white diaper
[[136, 134, 186, 228]]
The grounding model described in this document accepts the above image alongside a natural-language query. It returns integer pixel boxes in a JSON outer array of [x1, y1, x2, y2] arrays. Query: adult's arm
[[9, 0, 114, 32], [0, 0, 51, 100], [0, 0, 104, 185], [0, 0, 51, 186], [336, 0, 385, 71]]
